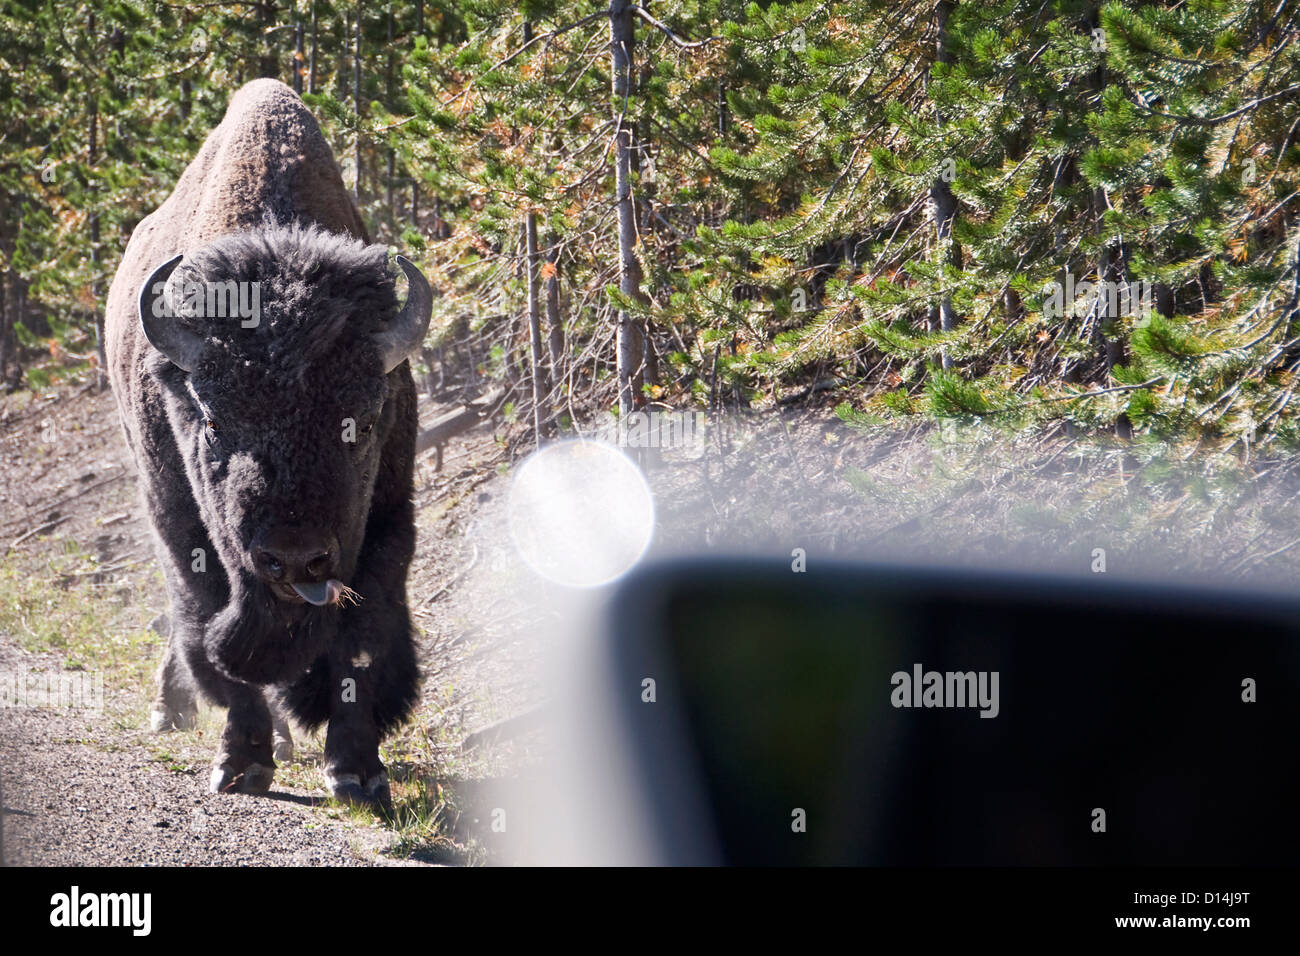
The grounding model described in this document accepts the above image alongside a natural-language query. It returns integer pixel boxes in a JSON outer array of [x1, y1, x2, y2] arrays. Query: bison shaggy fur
[[104, 79, 432, 807]]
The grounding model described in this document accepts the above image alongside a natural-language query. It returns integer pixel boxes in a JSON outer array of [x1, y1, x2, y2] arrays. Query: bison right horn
[[374, 255, 433, 374], [138, 253, 207, 373]]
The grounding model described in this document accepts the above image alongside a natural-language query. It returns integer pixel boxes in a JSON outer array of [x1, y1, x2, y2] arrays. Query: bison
[[104, 79, 431, 807]]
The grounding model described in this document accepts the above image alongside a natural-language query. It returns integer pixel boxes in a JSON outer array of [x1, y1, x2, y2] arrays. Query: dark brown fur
[[105, 80, 420, 804]]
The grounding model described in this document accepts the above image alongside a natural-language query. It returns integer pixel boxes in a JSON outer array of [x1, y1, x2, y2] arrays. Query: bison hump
[[162, 79, 367, 247]]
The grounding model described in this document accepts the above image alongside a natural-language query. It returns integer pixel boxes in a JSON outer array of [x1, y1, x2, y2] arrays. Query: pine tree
[[0, 0, 1294, 455]]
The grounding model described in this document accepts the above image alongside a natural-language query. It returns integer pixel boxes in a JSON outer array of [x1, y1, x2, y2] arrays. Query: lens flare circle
[[508, 440, 655, 588]]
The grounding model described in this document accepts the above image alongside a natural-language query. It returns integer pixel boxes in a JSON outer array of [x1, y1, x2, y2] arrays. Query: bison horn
[[138, 253, 206, 373], [375, 255, 433, 374]]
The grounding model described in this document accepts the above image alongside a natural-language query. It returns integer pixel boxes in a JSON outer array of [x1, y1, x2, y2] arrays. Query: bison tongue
[[292, 579, 343, 607]]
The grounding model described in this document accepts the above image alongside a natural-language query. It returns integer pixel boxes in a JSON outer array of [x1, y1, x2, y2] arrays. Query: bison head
[[137, 222, 430, 613]]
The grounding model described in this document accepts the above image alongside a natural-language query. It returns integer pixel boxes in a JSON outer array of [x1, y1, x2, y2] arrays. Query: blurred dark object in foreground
[[602, 559, 1300, 865]]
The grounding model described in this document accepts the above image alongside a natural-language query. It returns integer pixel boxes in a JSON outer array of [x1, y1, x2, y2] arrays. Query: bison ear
[[138, 254, 206, 373], [374, 255, 433, 374]]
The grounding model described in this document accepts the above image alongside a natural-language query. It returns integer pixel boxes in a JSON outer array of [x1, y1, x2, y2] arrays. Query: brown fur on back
[[106, 79, 365, 448]]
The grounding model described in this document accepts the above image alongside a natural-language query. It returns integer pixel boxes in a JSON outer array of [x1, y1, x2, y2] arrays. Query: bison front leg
[[169, 625, 279, 795], [199, 582, 319, 794], [319, 576, 418, 809], [322, 665, 388, 807], [209, 682, 277, 795], [301, 556, 413, 811]]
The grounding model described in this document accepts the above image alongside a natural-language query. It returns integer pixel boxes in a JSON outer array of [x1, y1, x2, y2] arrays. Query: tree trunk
[[308, 0, 317, 95], [931, 0, 960, 371], [545, 234, 565, 375], [292, 16, 304, 95], [88, 11, 105, 390], [610, 0, 646, 416], [1086, 6, 1130, 438], [352, 5, 362, 200], [1004, 287, 1022, 324], [385, 8, 394, 216], [525, 215, 549, 444], [0, 263, 10, 388], [259, 1, 278, 79]]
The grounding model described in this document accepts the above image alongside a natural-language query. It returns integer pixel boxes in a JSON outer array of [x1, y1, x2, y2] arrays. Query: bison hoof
[[325, 770, 391, 811], [149, 705, 197, 733], [272, 732, 294, 764], [326, 772, 369, 806], [364, 771, 391, 807], [209, 762, 275, 795]]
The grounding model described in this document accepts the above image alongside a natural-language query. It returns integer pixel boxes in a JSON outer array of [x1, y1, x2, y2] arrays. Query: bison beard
[[103, 80, 430, 809], [205, 588, 326, 687]]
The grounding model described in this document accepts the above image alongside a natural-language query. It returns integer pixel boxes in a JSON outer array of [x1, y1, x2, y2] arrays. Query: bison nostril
[[305, 552, 331, 578]]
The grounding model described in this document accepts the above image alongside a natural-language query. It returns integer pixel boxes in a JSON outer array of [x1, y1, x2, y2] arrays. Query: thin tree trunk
[[1004, 287, 1022, 324], [1096, 193, 1133, 438], [260, 1, 278, 79], [525, 216, 548, 444], [353, 6, 362, 201], [0, 269, 8, 388], [545, 234, 565, 375], [633, 58, 658, 401], [308, 0, 317, 94], [931, 0, 960, 371], [1097, 211, 1126, 375], [1086, 5, 1130, 438], [610, 0, 645, 416], [1053, 155, 1080, 385], [521, 19, 548, 444], [293, 15, 304, 95], [1154, 283, 1175, 319], [88, 11, 104, 390], [386, 8, 394, 215]]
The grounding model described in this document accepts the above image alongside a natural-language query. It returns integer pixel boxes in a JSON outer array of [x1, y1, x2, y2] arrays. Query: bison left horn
[[138, 253, 206, 373], [375, 255, 433, 374]]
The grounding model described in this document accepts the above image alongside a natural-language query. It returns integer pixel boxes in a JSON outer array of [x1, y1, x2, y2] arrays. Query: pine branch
[[630, 7, 719, 50], [1132, 82, 1300, 127]]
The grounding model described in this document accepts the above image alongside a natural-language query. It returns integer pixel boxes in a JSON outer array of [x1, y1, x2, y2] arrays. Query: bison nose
[[251, 528, 338, 583]]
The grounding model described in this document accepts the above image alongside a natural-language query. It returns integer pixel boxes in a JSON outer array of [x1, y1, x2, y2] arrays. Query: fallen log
[[415, 405, 481, 457], [414, 388, 509, 468], [5, 515, 72, 555], [461, 705, 548, 752]]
